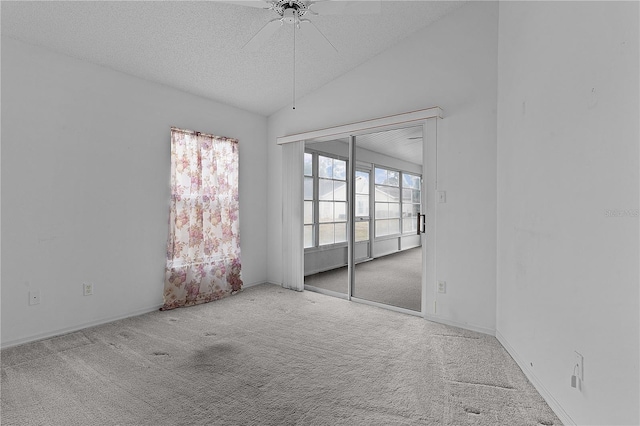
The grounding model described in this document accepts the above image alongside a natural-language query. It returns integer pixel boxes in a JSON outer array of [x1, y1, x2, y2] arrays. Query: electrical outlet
[[29, 290, 40, 305], [438, 281, 446, 294], [83, 283, 93, 296]]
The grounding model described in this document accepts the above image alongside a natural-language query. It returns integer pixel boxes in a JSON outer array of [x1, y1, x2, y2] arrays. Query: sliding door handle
[[416, 213, 426, 235]]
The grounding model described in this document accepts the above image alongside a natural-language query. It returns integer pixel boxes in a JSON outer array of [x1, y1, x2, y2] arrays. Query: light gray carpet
[[1, 284, 561, 426], [304, 248, 422, 312]]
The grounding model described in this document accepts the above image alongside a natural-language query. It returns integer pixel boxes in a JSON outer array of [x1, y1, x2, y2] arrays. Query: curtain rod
[[171, 126, 238, 144]]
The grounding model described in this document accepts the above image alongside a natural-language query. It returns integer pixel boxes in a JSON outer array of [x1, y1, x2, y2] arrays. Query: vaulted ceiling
[[1, 1, 464, 116]]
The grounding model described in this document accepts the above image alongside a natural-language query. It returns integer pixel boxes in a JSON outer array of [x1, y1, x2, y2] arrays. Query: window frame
[[303, 152, 315, 249], [401, 172, 422, 236], [372, 165, 422, 240], [373, 165, 402, 239], [304, 150, 422, 249], [304, 149, 349, 251]]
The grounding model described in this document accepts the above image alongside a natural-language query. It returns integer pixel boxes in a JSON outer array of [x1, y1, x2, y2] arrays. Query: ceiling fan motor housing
[[274, 0, 308, 19]]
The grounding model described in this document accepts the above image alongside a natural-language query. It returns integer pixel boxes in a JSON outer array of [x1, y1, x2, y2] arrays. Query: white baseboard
[[242, 280, 268, 288], [496, 330, 576, 426], [2, 281, 270, 350], [1, 304, 163, 350], [304, 264, 347, 276], [424, 314, 496, 336]]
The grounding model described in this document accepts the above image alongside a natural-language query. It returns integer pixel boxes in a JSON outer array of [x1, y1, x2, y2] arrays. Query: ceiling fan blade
[[221, 1, 274, 9], [243, 18, 283, 51], [299, 19, 337, 53], [308, 0, 381, 16]]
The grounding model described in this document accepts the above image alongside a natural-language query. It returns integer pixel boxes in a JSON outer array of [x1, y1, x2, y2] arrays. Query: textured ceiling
[[1, 1, 464, 116]]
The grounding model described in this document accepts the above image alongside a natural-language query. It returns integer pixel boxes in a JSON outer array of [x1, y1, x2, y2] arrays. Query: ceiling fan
[[226, 0, 380, 109], [226, 0, 381, 51]]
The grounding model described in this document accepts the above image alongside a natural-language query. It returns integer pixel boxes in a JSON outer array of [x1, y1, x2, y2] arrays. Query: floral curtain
[[162, 127, 242, 310]]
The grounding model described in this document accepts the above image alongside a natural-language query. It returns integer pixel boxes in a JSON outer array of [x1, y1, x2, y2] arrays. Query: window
[[402, 173, 421, 234], [318, 155, 347, 245], [305, 151, 348, 248], [355, 170, 370, 242], [374, 168, 401, 237], [304, 153, 314, 248], [305, 153, 421, 246], [374, 167, 421, 237], [163, 127, 242, 310]]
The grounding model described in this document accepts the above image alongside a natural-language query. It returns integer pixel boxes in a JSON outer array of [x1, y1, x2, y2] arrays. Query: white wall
[[267, 1, 498, 333], [496, 2, 639, 425], [1, 38, 268, 347]]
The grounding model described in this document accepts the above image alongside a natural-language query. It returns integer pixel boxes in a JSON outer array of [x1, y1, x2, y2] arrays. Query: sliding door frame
[[347, 136, 356, 300], [278, 107, 442, 319]]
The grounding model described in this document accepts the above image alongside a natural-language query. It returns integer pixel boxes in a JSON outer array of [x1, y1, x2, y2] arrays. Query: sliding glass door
[[302, 143, 350, 296], [350, 127, 424, 312], [302, 125, 426, 313]]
